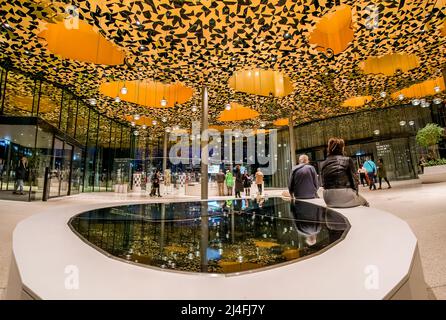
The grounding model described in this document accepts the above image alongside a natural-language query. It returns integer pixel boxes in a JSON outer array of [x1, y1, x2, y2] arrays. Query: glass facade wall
[[271, 105, 441, 187], [0, 65, 133, 201]]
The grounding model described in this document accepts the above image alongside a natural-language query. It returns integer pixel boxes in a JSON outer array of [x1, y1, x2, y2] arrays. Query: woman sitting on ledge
[[321, 137, 369, 208]]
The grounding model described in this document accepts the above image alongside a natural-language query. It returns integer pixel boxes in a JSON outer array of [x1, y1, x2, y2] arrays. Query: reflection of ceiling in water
[[1, 0, 445, 134], [68, 198, 350, 274]]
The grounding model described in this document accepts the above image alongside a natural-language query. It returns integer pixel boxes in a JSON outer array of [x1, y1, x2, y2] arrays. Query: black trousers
[[257, 184, 263, 194], [367, 173, 376, 190], [379, 177, 391, 188]]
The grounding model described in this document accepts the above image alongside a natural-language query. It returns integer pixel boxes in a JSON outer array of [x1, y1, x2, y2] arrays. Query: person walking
[[320, 138, 369, 208], [363, 156, 377, 190], [377, 158, 391, 189], [150, 169, 161, 197], [288, 154, 319, 199], [255, 168, 264, 195], [357, 163, 368, 187], [225, 169, 234, 196], [234, 165, 244, 198], [242, 171, 252, 196], [13, 156, 28, 195], [216, 169, 226, 196], [418, 156, 426, 174], [0, 157, 4, 181]]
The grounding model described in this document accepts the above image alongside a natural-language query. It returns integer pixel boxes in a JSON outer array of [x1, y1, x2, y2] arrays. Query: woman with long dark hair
[[320, 138, 369, 208]]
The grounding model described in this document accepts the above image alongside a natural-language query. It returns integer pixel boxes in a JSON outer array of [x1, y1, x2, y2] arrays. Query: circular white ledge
[[8, 198, 427, 300]]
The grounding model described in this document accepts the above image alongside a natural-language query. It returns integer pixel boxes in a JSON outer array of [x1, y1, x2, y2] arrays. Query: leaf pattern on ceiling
[[0, 0, 445, 138]]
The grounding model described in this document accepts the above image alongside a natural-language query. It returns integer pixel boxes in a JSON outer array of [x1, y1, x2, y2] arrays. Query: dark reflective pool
[[69, 198, 349, 274]]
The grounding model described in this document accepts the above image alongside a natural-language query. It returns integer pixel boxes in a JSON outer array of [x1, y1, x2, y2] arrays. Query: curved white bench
[[6, 198, 428, 300]]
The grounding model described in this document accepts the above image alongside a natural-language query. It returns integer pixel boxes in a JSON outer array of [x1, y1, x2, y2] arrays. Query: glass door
[[60, 143, 72, 196], [70, 146, 83, 194], [49, 138, 64, 197]]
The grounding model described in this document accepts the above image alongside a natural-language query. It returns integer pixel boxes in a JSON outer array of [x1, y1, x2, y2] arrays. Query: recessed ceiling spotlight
[[152, 120, 157, 126], [373, 129, 380, 135], [409, 120, 415, 126], [412, 99, 420, 106], [191, 105, 197, 112], [380, 91, 387, 98], [89, 98, 97, 105], [142, 124, 147, 130], [260, 121, 266, 128], [114, 96, 121, 103], [271, 56, 276, 62], [165, 127, 171, 133], [398, 94, 405, 100], [284, 32, 292, 39], [131, 121, 136, 127], [162, 117, 167, 122], [225, 103, 231, 110], [160, 97, 167, 107], [433, 98, 442, 104], [133, 114, 140, 120], [399, 120, 406, 126], [434, 86, 441, 93], [135, 20, 141, 26], [133, 130, 139, 136], [121, 86, 128, 95], [139, 45, 146, 51]]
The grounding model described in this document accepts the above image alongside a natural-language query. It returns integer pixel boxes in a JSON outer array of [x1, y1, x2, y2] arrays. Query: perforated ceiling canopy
[[0, 0, 445, 133]]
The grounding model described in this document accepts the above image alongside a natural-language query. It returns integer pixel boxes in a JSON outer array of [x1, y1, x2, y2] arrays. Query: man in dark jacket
[[288, 155, 319, 199], [13, 156, 28, 195]]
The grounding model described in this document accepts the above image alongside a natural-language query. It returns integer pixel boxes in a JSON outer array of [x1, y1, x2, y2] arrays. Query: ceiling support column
[[201, 85, 209, 200], [288, 114, 297, 167], [162, 131, 168, 174], [200, 85, 209, 272]]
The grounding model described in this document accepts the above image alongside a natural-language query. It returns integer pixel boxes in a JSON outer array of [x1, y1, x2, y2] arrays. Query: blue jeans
[[14, 179, 24, 192], [367, 173, 376, 190]]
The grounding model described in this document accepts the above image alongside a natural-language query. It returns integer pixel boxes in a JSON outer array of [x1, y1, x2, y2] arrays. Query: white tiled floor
[[1, 181, 446, 299]]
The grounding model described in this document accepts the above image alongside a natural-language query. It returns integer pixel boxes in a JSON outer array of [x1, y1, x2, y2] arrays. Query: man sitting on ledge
[[288, 154, 319, 199]]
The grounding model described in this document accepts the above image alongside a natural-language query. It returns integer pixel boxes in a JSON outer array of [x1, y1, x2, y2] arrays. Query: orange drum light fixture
[[391, 76, 445, 99], [218, 103, 260, 122], [38, 21, 125, 65], [100, 80, 193, 108], [359, 53, 420, 76], [273, 118, 289, 126], [341, 96, 373, 108], [228, 69, 293, 98], [308, 5, 354, 55]]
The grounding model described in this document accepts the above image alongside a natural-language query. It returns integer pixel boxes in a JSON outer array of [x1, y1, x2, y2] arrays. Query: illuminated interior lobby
[[0, 0, 446, 300]]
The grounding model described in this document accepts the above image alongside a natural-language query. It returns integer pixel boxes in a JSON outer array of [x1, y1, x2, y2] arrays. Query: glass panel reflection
[[69, 198, 349, 274]]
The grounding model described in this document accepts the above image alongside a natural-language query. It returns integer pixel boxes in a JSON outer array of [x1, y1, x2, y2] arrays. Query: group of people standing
[[358, 157, 391, 190], [288, 138, 392, 208], [216, 167, 264, 198]]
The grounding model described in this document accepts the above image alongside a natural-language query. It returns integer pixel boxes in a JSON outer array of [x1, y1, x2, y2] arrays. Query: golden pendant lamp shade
[[308, 5, 354, 55], [38, 21, 125, 65], [391, 76, 445, 99], [218, 103, 260, 122], [228, 69, 293, 98], [359, 53, 420, 76], [100, 80, 193, 108], [341, 96, 373, 108]]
